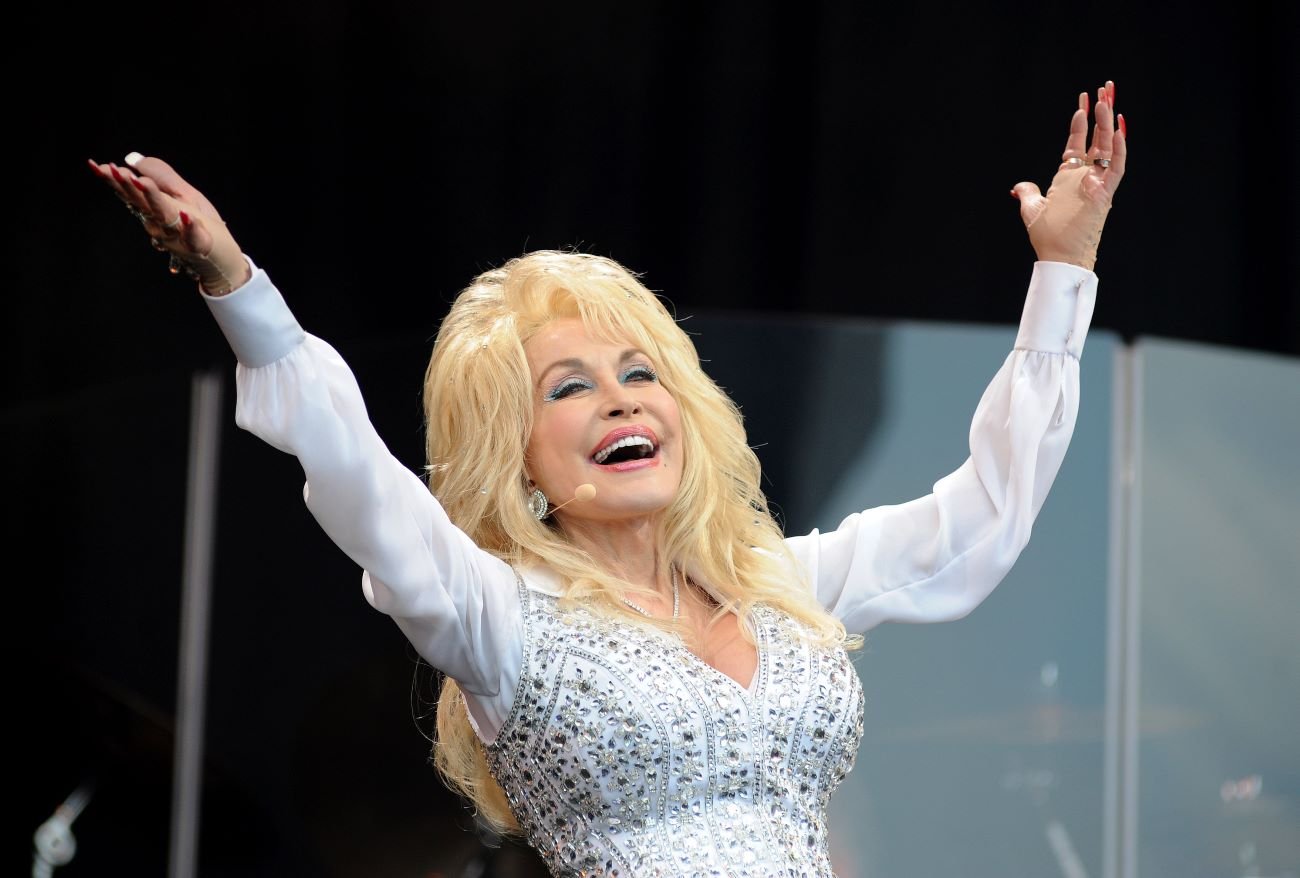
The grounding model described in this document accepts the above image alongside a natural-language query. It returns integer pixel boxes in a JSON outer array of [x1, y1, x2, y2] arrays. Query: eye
[[545, 377, 593, 401], [621, 365, 658, 384]]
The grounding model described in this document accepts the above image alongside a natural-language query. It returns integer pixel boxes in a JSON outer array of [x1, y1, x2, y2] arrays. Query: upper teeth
[[594, 435, 654, 464]]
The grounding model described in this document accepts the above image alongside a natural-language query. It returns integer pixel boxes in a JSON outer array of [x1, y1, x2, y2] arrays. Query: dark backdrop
[[9, 0, 1300, 408], [6, 1, 1298, 875]]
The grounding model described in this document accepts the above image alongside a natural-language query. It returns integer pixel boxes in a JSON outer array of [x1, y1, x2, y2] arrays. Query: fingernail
[[180, 210, 192, 227], [1118, 114, 1127, 139], [129, 177, 147, 192], [110, 165, 124, 182], [86, 159, 102, 175], [1084, 92, 1090, 114], [1107, 82, 1116, 107], [124, 151, 144, 167]]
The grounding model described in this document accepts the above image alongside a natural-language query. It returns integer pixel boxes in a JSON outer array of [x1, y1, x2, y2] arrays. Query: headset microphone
[[549, 483, 597, 514]]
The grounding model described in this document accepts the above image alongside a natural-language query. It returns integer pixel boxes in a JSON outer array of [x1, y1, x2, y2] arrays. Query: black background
[[10, 0, 1300, 408]]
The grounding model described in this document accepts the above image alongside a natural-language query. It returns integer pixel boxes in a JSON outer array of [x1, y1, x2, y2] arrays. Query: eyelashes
[[544, 378, 591, 401], [621, 365, 658, 383], [544, 365, 659, 401]]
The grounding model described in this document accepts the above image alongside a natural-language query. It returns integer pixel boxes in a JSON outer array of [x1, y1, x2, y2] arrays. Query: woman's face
[[524, 318, 683, 525]]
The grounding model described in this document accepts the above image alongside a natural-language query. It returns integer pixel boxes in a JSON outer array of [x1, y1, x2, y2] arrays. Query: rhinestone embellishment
[[487, 582, 865, 876]]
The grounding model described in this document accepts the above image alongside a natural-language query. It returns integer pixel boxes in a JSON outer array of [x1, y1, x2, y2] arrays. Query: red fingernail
[[110, 165, 124, 182], [180, 211, 192, 227], [129, 177, 147, 192], [1118, 114, 1127, 139]]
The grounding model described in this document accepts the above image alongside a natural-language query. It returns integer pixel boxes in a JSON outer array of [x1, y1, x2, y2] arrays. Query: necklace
[[622, 564, 680, 620]]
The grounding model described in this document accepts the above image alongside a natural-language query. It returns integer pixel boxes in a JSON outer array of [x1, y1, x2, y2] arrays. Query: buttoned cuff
[[1014, 261, 1098, 359], [201, 257, 307, 367]]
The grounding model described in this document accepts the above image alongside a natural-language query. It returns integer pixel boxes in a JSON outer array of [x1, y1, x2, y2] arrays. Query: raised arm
[[788, 81, 1127, 634], [88, 155, 523, 703], [1013, 80, 1128, 272], [87, 153, 252, 296]]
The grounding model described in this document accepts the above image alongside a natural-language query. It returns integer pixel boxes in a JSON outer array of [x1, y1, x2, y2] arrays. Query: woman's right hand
[[88, 153, 251, 296]]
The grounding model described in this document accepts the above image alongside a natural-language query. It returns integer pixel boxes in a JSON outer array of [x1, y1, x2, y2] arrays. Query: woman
[[90, 82, 1126, 876]]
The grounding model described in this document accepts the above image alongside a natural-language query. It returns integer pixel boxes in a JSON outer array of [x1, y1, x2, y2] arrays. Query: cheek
[[658, 393, 683, 438], [527, 409, 578, 470]]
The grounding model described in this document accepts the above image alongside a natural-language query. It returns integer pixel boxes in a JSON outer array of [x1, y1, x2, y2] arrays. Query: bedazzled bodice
[[487, 583, 865, 877]]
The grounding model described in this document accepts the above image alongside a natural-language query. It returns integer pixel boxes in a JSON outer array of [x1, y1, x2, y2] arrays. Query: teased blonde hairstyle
[[424, 251, 852, 833]]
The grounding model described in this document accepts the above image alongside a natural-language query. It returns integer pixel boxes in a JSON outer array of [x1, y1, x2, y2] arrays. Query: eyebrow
[[535, 348, 646, 389]]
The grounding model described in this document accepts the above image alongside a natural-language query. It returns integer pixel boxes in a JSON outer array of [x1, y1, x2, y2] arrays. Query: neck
[[556, 513, 672, 594]]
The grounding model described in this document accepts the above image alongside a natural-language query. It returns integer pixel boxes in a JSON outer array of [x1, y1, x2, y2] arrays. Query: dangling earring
[[529, 487, 550, 520]]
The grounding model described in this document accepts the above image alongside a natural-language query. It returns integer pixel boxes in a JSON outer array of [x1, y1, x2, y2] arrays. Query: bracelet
[[165, 250, 239, 296]]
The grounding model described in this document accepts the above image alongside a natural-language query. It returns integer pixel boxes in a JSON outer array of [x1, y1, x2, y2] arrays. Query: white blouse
[[203, 260, 1096, 742]]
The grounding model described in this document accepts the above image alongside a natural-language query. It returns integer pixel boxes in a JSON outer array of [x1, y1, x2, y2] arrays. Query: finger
[[89, 160, 135, 205], [1089, 84, 1115, 160], [178, 209, 215, 258], [1061, 94, 1088, 162], [125, 153, 194, 200], [109, 163, 155, 218], [1104, 117, 1127, 196], [125, 153, 223, 220], [135, 175, 185, 235]]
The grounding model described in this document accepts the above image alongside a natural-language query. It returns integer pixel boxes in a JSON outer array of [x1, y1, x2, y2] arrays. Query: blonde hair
[[424, 250, 853, 833]]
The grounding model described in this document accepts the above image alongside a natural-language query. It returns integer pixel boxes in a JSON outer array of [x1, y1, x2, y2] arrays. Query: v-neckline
[[674, 607, 763, 701]]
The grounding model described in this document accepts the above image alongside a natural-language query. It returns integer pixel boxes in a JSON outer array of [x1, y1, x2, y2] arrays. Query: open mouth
[[591, 434, 659, 466]]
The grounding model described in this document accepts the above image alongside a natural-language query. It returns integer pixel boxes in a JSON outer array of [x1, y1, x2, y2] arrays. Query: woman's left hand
[[1012, 80, 1127, 271]]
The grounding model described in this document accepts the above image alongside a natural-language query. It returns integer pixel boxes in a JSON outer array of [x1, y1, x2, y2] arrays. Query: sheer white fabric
[[204, 260, 1096, 742]]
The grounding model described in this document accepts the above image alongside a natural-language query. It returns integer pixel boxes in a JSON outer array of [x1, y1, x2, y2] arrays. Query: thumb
[[1010, 181, 1045, 226], [124, 152, 225, 221], [1010, 181, 1042, 202]]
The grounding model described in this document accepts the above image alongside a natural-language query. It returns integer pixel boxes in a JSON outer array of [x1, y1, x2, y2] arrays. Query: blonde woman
[[90, 81, 1125, 876]]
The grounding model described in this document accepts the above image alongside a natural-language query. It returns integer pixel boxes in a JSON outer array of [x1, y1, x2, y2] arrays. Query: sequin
[[488, 582, 865, 877]]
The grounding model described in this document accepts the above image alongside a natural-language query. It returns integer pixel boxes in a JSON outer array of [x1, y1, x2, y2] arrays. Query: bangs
[[502, 256, 684, 372]]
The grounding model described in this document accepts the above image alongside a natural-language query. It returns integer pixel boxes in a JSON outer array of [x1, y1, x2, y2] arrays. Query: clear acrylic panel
[[1133, 339, 1300, 878], [695, 314, 1118, 877]]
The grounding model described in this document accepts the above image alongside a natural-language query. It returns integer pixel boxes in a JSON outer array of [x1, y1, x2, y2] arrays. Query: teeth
[[593, 435, 655, 464]]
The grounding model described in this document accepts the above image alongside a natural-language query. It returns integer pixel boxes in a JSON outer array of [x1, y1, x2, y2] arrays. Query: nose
[[603, 389, 642, 419]]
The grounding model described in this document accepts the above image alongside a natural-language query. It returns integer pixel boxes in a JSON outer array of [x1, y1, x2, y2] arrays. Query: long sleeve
[[202, 264, 523, 707], [785, 261, 1097, 635]]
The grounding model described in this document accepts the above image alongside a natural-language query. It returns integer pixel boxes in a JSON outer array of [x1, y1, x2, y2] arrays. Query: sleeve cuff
[[200, 257, 307, 368], [1014, 261, 1098, 359]]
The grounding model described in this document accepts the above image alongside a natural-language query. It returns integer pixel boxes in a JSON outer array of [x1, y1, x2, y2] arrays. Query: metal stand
[[32, 783, 93, 878]]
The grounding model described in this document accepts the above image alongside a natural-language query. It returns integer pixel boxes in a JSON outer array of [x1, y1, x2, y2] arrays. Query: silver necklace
[[622, 564, 680, 620]]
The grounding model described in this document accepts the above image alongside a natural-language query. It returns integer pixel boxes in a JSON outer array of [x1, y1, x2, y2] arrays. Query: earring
[[529, 487, 550, 520]]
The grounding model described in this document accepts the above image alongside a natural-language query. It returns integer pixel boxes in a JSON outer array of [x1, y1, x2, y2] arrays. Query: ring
[[150, 237, 167, 252], [1064, 156, 1086, 168], [1092, 157, 1111, 168], [164, 214, 183, 230]]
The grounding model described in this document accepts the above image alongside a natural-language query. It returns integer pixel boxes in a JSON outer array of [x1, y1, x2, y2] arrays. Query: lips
[[590, 426, 660, 464]]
